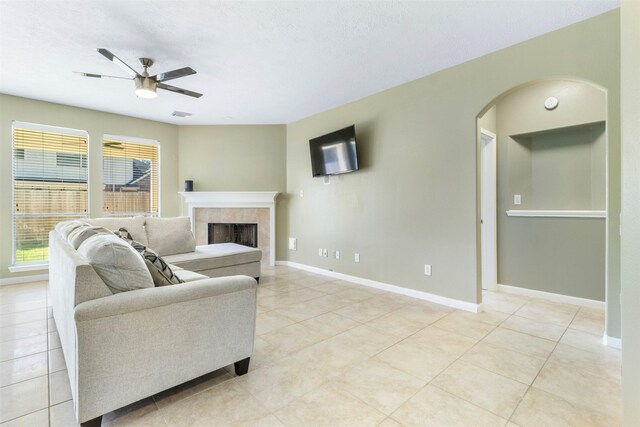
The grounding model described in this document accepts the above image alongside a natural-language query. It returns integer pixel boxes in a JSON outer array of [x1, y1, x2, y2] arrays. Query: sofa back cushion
[[85, 216, 148, 247], [67, 225, 113, 249], [145, 217, 196, 256], [77, 234, 153, 294]]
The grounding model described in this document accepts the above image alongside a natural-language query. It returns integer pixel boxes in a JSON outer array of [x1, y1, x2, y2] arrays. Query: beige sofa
[[85, 216, 263, 281], [49, 217, 259, 426]]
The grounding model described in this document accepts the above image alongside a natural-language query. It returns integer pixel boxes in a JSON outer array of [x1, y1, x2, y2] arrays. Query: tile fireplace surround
[[179, 192, 279, 266]]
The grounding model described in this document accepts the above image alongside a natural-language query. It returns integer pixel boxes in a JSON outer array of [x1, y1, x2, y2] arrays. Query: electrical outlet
[[335, 250, 340, 259], [514, 194, 521, 205], [300, 190, 304, 198], [288, 238, 297, 251], [318, 248, 323, 257], [323, 248, 328, 257], [424, 264, 432, 276], [354, 253, 360, 263]]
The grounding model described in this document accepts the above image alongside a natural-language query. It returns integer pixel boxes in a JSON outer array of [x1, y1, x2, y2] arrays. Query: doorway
[[480, 129, 497, 291]]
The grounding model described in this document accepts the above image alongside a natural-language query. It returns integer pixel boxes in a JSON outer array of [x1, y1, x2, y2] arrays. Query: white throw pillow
[[55, 220, 90, 239], [67, 225, 113, 249], [145, 217, 196, 256], [77, 234, 153, 294], [85, 216, 148, 247]]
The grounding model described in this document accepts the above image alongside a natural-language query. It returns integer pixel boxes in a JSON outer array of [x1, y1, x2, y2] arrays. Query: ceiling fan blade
[[96, 48, 139, 78], [154, 67, 196, 82], [157, 83, 203, 98], [74, 71, 132, 80]]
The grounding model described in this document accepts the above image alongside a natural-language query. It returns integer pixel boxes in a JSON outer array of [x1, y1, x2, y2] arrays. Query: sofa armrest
[[74, 275, 256, 321], [71, 274, 257, 423]]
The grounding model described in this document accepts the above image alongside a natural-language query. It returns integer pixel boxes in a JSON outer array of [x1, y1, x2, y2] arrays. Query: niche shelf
[[506, 209, 606, 218]]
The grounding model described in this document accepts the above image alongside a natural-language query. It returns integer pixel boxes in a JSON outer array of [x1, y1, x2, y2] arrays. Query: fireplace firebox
[[208, 223, 258, 248]]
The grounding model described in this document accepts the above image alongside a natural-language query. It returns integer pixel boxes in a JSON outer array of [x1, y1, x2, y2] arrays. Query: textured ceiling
[[0, 0, 618, 125]]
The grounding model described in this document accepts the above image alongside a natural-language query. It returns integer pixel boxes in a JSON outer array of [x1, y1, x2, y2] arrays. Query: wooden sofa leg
[[81, 415, 102, 427], [235, 357, 250, 376]]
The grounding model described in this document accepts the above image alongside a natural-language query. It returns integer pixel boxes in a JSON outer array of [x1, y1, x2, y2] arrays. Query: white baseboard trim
[[497, 284, 605, 309], [276, 260, 481, 313], [0, 273, 49, 286], [603, 334, 622, 349]]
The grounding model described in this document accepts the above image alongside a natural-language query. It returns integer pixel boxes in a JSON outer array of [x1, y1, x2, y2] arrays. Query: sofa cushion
[[77, 234, 153, 294], [85, 216, 148, 247], [173, 269, 209, 283], [163, 243, 262, 272], [119, 237, 184, 287], [145, 216, 196, 257], [67, 225, 113, 249], [55, 220, 89, 239]]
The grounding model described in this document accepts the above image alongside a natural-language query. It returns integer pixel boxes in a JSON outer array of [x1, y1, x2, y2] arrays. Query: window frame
[[101, 134, 161, 217], [10, 121, 90, 270]]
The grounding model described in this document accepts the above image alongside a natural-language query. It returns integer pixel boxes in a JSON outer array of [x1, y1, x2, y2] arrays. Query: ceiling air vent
[[172, 111, 192, 118]]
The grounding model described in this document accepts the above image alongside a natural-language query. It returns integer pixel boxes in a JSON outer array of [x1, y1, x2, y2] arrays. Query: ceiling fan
[[75, 48, 203, 99]]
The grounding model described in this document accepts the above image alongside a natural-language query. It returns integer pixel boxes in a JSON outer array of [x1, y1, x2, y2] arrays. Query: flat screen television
[[309, 125, 359, 177]]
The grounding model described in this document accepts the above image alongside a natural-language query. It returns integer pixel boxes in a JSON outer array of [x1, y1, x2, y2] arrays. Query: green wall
[[495, 80, 607, 301], [282, 11, 621, 336], [620, 1, 640, 424], [0, 95, 180, 281], [177, 125, 286, 194]]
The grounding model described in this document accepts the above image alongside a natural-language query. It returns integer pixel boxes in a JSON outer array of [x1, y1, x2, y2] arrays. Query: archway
[[476, 78, 608, 321]]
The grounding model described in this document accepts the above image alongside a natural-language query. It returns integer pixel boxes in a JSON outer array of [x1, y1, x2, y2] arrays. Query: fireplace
[[179, 192, 278, 266], [208, 223, 258, 248]]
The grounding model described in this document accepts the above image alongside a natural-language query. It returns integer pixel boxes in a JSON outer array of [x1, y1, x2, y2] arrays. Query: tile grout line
[[389, 298, 565, 423], [504, 306, 580, 424], [46, 287, 52, 427]]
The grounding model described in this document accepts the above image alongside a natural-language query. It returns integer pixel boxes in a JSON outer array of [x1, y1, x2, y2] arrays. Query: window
[[102, 136, 159, 217], [56, 152, 87, 168], [12, 123, 89, 266]]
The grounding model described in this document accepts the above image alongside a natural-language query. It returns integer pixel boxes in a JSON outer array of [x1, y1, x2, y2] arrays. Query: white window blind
[[12, 123, 89, 266], [102, 137, 159, 216]]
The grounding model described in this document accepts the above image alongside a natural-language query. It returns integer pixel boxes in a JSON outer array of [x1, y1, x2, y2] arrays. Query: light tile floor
[[0, 266, 621, 426]]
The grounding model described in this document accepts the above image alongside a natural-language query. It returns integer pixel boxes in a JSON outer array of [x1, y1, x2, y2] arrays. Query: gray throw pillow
[[117, 230, 184, 287], [113, 227, 133, 240], [77, 234, 154, 294]]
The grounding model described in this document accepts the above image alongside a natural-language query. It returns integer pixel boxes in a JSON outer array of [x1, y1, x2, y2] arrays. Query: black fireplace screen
[[208, 223, 258, 248]]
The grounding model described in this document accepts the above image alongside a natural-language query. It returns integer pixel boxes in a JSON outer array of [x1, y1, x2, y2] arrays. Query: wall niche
[[509, 121, 606, 211]]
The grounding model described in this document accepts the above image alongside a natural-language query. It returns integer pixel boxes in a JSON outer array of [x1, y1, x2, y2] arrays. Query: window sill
[[8, 263, 49, 273]]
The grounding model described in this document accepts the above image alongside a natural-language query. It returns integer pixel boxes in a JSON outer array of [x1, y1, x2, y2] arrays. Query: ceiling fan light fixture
[[134, 76, 157, 99]]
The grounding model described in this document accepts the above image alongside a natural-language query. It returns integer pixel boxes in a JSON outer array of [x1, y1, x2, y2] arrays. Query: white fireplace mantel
[[179, 192, 279, 266]]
